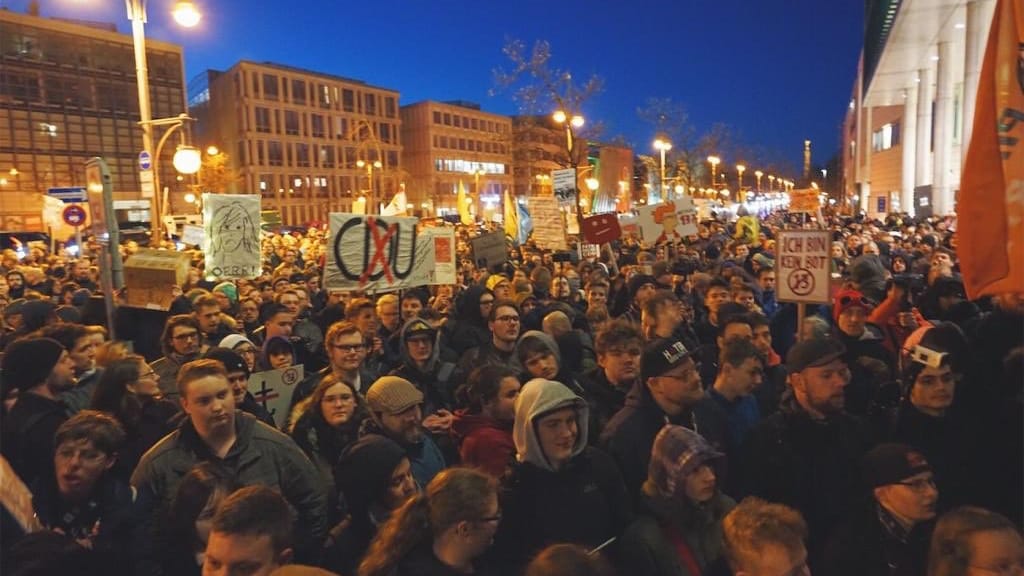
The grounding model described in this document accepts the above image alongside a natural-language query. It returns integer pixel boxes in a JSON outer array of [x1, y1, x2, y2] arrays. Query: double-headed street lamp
[[553, 110, 585, 225], [357, 159, 383, 213], [707, 156, 720, 189], [653, 137, 672, 199]]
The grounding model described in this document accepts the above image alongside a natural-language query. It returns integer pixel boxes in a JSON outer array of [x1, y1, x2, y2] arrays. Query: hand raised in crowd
[[422, 409, 454, 434]]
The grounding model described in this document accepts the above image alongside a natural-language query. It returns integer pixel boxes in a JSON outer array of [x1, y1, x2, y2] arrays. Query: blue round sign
[[138, 151, 152, 171], [63, 204, 87, 226]]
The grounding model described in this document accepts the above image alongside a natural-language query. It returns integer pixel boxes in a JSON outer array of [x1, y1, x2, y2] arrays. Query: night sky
[[12, 0, 863, 174]]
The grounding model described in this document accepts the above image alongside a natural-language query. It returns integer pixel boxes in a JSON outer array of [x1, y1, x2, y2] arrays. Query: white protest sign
[[425, 226, 456, 285], [203, 194, 262, 278], [248, 365, 305, 428], [552, 168, 577, 207], [528, 197, 568, 250], [776, 230, 831, 304], [325, 214, 452, 292], [637, 198, 698, 244], [182, 224, 205, 246]]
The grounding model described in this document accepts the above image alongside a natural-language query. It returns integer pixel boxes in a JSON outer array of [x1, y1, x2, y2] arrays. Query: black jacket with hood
[[445, 285, 492, 357], [389, 318, 458, 413], [491, 378, 633, 574]]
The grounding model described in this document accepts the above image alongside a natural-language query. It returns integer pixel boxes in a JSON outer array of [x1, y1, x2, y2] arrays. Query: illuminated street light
[[171, 1, 202, 27], [552, 110, 586, 225], [736, 164, 746, 202], [653, 137, 673, 199], [768, 174, 776, 191], [707, 156, 721, 188], [754, 170, 764, 191], [172, 145, 201, 175], [206, 145, 220, 156], [357, 159, 384, 213]]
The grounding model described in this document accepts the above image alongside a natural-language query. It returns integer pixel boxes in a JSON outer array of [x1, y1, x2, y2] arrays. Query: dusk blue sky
[[11, 0, 863, 174]]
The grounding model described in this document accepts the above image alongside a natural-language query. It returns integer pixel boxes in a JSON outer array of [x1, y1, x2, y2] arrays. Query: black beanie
[[334, 435, 407, 514], [203, 347, 250, 377], [1, 337, 65, 392]]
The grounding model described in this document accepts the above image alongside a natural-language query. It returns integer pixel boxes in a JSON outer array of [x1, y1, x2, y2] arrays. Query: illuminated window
[[871, 123, 900, 151]]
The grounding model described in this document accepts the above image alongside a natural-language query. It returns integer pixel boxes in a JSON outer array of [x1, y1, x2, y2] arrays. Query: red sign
[[62, 204, 87, 227], [582, 213, 621, 244]]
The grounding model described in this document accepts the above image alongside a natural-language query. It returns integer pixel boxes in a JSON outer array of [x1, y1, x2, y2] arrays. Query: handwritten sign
[[637, 198, 698, 244], [788, 189, 821, 213], [203, 194, 261, 278], [776, 230, 831, 304], [529, 197, 568, 250], [471, 231, 507, 269], [552, 168, 577, 207], [248, 365, 304, 428]]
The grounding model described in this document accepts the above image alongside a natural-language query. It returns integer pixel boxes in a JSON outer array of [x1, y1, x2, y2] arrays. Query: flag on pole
[[457, 180, 473, 225], [517, 201, 532, 245], [958, 0, 1023, 299], [503, 189, 518, 242], [381, 189, 408, 216]]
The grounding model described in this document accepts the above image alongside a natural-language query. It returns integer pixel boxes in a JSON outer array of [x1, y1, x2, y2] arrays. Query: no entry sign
[[776, 230, 831, 304]]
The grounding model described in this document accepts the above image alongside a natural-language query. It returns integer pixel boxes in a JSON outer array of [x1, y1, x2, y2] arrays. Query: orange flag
[[958, 0, 1024, 299]]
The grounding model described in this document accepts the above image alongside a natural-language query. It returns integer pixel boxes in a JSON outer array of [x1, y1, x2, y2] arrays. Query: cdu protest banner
[[248, 364, 304, 428], [636, 198, 698, 244], [203, 194, 262, 279], [324, 213, 455, 292]]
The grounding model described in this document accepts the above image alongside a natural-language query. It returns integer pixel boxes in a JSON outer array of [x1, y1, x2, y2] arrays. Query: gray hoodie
[[513, 378, 589, 472], [516, 330, 562, 367]]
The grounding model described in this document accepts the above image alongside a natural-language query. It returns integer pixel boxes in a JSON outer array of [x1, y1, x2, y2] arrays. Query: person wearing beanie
[[486, 274, 512, 300], [619, 425, 735, 576], [204, 347, 274, 427], [832, 287, 893, 416], [2, 337, 76, 486], [324, 435, 417, 576], [491, 378, 632, 574], [740, 337, 874, 571], [219, 333, 260, 373], [360, 375, 445, 488], [389, 318, 458, 421], [620, 274, 657, 325], [823, 443, 937, 576]]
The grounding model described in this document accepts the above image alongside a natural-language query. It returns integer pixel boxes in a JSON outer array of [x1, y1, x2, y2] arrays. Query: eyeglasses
[[495, 315, 520, 323], [332, 343, 366, 353], [236, 347, 258, 356], [896, 477, 937, 492], [172, 331, 199, 341]]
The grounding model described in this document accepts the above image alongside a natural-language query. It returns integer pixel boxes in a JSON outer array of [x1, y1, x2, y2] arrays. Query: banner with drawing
[[324, 214, 456, 292], [637, 198, 698, 244], [203, 194, 262, 279]]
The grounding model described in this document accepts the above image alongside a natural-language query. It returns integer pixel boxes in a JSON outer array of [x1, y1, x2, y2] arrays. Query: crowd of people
[[0, 208, 1021, 576]]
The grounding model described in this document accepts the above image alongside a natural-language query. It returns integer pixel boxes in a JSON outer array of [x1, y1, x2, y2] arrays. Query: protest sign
[[182, 224, 205, 247], [789, 189, 821, 213], [123, 249, 190, 310], [203, 194, 261, 278], [618, 214, 639, 238], [582, 213, 622, 244], [325, 214, 453, 291], [529, 197, 568, 250], [471, 231, 507, 269], [776, 230, 831, 304], [637, 198, 699, 244], [248, 365, 304, 428], [552, 168, 577, 207]]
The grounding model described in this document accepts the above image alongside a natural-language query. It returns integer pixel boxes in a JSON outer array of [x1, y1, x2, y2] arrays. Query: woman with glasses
[[928, 507, 1023, 576], [90, 354, 179, 481], [359, 467, 499, 576]]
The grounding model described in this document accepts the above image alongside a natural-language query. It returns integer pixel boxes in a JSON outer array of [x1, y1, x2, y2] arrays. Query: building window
[[255, 107, 272, 133], [285, 110, 300, 136], [337, 117, 349, 139], [364, 93, 376, 116], [387, 151, 398, 169], [292, 79, 306, 105], [296, 143, 310, 167], [268, 141, 283, 166], [256, 141, 265, 165], [319, 84, 331, 108], [443, 113, 451, 126], [872, 123, 900, 151], [379, 124, 391, 143], [433, 111, 442, 124], [454, 115, 461, 128], [384, 96, 396, 118], [262, 74, 278, 101], [320, 145, 335, 168], [342, 89, 355, 112], [311, 114, 325, 138]]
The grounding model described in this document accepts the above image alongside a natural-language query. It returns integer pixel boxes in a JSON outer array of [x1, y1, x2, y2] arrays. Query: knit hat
[[515, 292, 538, 308], [3, 298, 26, 317], [862, 443, 932, 488], [1, 337, 65, 392], [833, 288, 873, 324], [486, 274, 510, 292], [402, 318, 436, 342], [752, 253, 774, 269], [212, 282, 238, 304], [786, 338, 847, 373], [628, 274, 657, 300], [54, 305, 82, 323], [219, 334, 256, 351], [203, 347, 250, 377], [648, 425, 723, 498], [366, 376, 424, 415], [641, 337, 697, 382], [334, 435, 408, 514]]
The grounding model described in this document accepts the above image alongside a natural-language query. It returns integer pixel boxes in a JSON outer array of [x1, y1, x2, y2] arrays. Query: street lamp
[[357, 159, 383, 213], [653, 137, 672, 199], [707, 156, 720, 188], [736, 164, 746, 201], [754, 170, 763, 191], [768, 174, 776, 192], [552, 110, 585, 225]]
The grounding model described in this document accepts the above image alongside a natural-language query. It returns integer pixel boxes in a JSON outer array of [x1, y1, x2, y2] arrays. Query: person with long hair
[[927, 507, 1023, 576], [451, 365, 520, 478], [89, 354, 178, 481], [358, 467, 500, 576], [161, 463, 240, 576]]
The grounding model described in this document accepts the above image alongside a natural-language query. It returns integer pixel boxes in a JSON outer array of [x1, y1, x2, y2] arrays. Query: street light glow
[[206, 145, 219, 156], [653, 138, 672, 151], [570, 115, 584, 128], [171, 1, 202, 27], [552, 110, 567, 124], [173, 145, 202, 174]]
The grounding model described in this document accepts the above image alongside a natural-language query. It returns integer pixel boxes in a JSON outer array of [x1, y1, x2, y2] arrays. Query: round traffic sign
[[63, 204, 87, 226], [138, 150, 152, 171]]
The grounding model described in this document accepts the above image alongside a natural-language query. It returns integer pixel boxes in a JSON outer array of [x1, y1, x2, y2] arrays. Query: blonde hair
[[722, 497, 807, 573], [928, 507, 1021, 576]]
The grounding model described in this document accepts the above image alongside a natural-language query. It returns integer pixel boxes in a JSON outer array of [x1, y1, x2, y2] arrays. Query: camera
[[911, 345, 946, 368]]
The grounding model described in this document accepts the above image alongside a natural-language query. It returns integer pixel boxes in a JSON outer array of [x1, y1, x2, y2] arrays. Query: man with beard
[[359, 376, 446, 488], [132, 360, 327, 562], [457, 300, 522, 377], [2, 337, 77, 486], [823, 444, 938, 576], [152, 315, 203, 401], [740, 337, 874, 572]]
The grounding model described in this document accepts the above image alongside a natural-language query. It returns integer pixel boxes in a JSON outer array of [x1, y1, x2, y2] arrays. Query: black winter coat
[[823, 502, 933, 576]]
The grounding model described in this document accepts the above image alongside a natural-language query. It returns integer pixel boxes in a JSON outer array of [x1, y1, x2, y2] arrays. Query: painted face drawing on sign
[[333, 216, 417, 287], [210, 202, 260, 255]]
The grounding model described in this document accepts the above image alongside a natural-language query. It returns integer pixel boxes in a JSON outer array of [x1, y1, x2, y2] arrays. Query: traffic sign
[[138, 151, 152, 171], [47, 186, 87, 203], [62, 204, 87, 227], [776, 230, 831, 304]]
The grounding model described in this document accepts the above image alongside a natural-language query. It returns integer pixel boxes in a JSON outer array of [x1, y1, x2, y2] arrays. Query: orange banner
[[957, 0, 1023, 299]]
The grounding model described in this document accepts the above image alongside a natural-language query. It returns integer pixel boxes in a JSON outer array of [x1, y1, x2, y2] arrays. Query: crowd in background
[[0, 208, 1022, 576]]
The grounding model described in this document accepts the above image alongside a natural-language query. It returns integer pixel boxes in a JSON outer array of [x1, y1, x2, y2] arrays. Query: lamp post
[[357, 159, 383, 213], [754, 170, 763, 191], [552, 110, 585, 226], [707, 156, 720, 189], [653, 137, 672, 200], [768, 174, 776, 192], [736, 164, 746, 202]]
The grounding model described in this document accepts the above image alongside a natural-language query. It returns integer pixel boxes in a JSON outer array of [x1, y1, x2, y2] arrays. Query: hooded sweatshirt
[[513, 378, 589, 470], [390, 318, 456, 412], [450, 410, 515, 478], [446, 285, 493, 356]]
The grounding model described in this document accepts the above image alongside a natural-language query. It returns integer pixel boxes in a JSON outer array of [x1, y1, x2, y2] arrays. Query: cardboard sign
[[203, 194, 262, 278], [582, 213, 622, 244], [580, 243, 601, 260], [182, 224, 205, 247], [471, 231, 507, 269], [528, 197, 568, 250], [552, 168, 577, 207], [637, 198, 698, 244], [789, 189, 821, 213], [618, 214, 640, 238], [123, 249, 191, 310], [325, 214, 453, 292], [776, 230, 831, 304], [248, 365, 305, 428]]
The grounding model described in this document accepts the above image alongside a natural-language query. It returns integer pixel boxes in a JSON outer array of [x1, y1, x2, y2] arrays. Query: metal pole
[[128, 0, 160, 246], [659, 148, 666, 200]]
